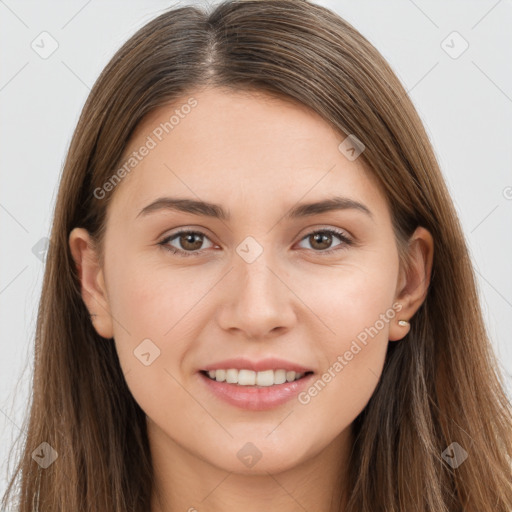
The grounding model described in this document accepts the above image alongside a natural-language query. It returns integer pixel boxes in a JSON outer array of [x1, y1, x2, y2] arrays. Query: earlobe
[[389, 311, 411, 342], [68, 227, 114, 339], [389, 226, 434, 342]]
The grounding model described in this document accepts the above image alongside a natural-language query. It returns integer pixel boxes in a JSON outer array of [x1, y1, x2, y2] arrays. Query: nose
[[216, 252, 297, 340]]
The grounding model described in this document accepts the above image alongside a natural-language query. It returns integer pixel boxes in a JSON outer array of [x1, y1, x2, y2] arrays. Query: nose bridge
[[236, 240, 283, 310], [218, 236, 295, 338]]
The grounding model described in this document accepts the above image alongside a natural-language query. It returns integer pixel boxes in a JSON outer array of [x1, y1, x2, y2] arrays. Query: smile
[[202, 368, 312, 386], [198, 370, 315, 411]]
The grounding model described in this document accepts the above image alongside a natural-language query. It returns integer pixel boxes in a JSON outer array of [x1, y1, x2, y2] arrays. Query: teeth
[[256, 370, 274, 386], [286, 370, 297, 382], [205, 369, 306, 386], [274, 369, 286, 384], [226, 369, 238, 384]]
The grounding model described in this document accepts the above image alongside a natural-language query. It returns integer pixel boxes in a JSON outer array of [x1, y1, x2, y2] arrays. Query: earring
[[398, 319, 410, 327], [90, 313, 98, 320]]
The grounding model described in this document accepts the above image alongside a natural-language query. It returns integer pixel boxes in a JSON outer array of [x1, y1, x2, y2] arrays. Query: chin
[[203, 436, 314, 475]]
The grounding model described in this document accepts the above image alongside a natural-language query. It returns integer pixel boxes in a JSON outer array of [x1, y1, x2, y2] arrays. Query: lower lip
[[199, 371, 315, 411]]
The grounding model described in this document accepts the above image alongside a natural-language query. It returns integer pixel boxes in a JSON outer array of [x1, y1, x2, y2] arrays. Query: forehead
[[107, 87, 386, 222]]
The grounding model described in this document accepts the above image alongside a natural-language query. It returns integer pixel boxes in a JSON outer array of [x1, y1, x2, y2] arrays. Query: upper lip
[[201, 357, 314, 374]]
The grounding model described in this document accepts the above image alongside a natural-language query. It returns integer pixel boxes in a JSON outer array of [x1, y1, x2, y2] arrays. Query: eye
[[158, 230, 215, 257], [296, 228, 352, 254]]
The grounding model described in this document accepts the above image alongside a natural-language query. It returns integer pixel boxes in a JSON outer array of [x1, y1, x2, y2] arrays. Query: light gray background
[[1, 0, 511, 500]]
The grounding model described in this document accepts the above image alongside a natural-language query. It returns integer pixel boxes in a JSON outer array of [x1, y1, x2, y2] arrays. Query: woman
[[2, 0, 511, 511]]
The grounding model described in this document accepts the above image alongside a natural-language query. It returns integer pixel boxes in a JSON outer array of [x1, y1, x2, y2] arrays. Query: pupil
[[182, 233, 202, 250], [313, 232, 331, 249]]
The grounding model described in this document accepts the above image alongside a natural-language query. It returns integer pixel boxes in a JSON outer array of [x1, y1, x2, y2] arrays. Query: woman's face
[[71, 87, 421, 475]]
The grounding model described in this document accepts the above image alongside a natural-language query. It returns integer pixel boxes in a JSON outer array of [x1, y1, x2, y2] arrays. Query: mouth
[[200, 368, 315, 387], [197, 357, 316, 410], [198, 368, 316, 410]]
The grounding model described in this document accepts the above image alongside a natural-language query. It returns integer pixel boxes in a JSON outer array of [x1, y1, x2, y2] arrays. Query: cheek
[[105, 254, 215, 381], [107, 251, 199, 336], [104, 258, 201, 422], [295, 255, 398, 418], [103, 254, 176, 375], [297, 254, 398, 346]]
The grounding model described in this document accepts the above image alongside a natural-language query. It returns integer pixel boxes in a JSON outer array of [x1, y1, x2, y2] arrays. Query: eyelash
[[158, 228, 353, 258]]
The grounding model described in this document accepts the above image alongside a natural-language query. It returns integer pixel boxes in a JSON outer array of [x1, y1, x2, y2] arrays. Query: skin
[[69, 87, 433, 512]]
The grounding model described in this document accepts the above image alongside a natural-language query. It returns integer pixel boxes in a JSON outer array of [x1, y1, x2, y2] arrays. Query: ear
[[68, 227, 114, 339], [388, 226, 434, 342]]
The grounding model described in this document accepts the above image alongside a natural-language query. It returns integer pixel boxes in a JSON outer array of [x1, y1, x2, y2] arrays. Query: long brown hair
[[2, 1, 511, 510]]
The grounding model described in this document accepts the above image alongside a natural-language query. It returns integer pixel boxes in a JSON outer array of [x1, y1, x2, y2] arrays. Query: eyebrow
[[136, 195, 373, 221]]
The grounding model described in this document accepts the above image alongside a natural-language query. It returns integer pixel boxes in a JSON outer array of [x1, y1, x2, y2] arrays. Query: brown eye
[[178, 232, 204, 251], [297, 228, 352, 253], [159, 230, 215, 257], [309, 232, 334, 250]]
